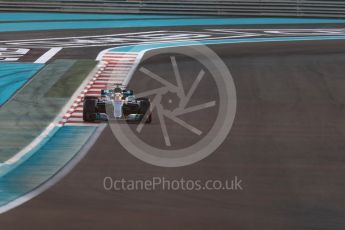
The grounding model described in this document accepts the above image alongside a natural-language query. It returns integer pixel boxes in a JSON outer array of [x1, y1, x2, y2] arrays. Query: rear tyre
[[83, 99, 97, 122], [138, 99, 152, 124], [138, 99, 150, 113]]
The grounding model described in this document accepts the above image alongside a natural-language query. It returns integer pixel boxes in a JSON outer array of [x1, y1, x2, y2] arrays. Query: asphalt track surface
[[3, 23, 345, 62], [0, 36, 345, 229]]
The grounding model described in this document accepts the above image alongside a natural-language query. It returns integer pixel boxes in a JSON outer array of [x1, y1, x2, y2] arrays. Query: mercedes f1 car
[[83, 84, 152, 123]]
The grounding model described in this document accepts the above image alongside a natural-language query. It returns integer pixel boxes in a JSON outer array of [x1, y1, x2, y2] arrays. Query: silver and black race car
[[83, 85, 152, 123]]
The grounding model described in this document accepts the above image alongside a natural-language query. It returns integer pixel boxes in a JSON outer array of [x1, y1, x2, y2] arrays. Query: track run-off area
[[0, 12, 345, 229]]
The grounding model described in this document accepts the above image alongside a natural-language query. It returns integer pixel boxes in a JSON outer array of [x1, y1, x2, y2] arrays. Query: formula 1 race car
[[83, 84, 152, 123]]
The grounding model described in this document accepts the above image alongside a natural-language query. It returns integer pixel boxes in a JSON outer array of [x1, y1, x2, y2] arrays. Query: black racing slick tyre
[[138, 98, 150, 114], [83, 99, 97, 122], [138, 98, 152, 123]]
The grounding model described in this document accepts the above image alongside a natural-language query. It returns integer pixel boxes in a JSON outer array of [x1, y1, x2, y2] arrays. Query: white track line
[[4, 123, 56, 164], [34, 47, 62, 64]]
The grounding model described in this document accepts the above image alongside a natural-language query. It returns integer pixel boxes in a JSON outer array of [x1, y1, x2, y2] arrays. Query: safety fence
[[1, 0, 345, 18]]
